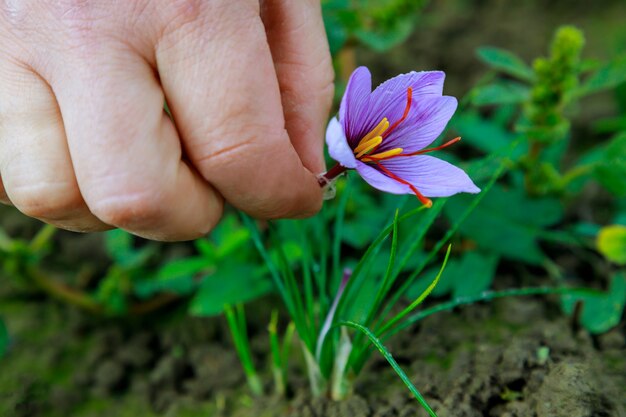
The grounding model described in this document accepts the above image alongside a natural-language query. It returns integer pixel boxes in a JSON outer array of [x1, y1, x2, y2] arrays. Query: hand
[[0, 0, 333, 240]]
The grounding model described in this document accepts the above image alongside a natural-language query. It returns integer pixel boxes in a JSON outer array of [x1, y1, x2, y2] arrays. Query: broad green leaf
[[476, 47, 535, 82], [593, 133, 626, 197], [470, 81, 530, 106], [353, 0, 426, 52], [104, 230, 154, 269], [194, 238, 217, 262], [354, 16, 415, 52], [597, 225, 626, 265], [134, 257, 211, 298], [204, 215, 254, 260], [189, 265, 272, 317], [322, 5, 349, 55], [104, 229, 133, 262], [575, 55, 626, 97], [0, 319, 8, 358], [444, 185, 563, 264], [451, 112, 519, 154], [562, 273, 626, 334]]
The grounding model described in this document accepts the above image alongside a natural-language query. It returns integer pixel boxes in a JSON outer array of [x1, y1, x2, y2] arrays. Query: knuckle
[[89, 189, 167, 229], [11, 181, 85, 220], [190, 121, 280, 174]]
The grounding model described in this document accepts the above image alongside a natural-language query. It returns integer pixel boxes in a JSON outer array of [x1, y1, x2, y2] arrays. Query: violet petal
[[380, 155, 480, 197], [339, 67, 371, 144], [376, 96, 458, 154], [347, 71, 447, 144], [326, 117, 357, 169]]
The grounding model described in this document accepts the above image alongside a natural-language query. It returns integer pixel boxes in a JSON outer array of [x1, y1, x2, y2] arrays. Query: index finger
[[155, 0, 323, 219]]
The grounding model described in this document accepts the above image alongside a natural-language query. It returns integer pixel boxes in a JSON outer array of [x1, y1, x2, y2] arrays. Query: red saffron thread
[[382, 87, 413, 139], [374, 161, 432, 207]]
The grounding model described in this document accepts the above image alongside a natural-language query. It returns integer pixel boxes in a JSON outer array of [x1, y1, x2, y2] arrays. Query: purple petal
[[355, 160, 409, 194], [339, 67, 372, 144], [326, 117, 357, 169], [379, 155, 480, 197], [368, 71, 445, 125], [376, 96, 458, 154], [350, 71, 447, 144]]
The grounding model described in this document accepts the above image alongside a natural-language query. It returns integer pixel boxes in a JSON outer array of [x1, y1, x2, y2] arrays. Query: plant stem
[[330, 327, 353, 400], [29, 224, 57, 252], [302, 344, 327, 397], [26, 266, 103, 313], [318, 164, 347, 187]]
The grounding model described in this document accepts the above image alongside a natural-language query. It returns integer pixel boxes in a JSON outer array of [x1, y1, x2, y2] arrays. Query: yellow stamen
[[361, 147, 403, 162], [356, 118, 389, 149], [354, 136, 383, 158]]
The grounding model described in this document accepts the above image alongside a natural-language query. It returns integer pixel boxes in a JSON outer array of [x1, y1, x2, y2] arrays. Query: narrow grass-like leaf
[[387, 287, 601, 339], [380, 142, 513, 321], [224, 305, 263, 396], [298, 223, 316, 323], [270, 226, 314, 349], [338, 321, 438, 417], [335, 205, 428, 317], [362, 210, 400, 327], [332, 179, 351, 292], [241, 215, 288, 302], [378, 245, 452, 336]]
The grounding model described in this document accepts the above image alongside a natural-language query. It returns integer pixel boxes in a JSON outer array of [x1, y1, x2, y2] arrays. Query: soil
[[1, 283, 624, 417]]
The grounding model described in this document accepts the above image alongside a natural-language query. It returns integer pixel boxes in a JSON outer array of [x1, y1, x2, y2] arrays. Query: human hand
[[0, 0, 333, 240]]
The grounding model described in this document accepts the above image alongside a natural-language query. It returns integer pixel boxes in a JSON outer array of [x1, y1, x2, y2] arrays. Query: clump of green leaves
[[444, 24, 626, 334], [323, 0, 427, 54], [470, 25, 626, 196], [519, 26, 585, 146]]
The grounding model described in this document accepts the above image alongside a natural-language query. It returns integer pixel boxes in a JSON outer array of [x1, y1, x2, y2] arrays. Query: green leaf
[[339, 321, 437, 417], [0, 319, 8, 358], [470, 81, 530, 106], [194, 238, 217, 262], [444, 185, 563, 264], [576, 55, 626, 97], [188, 265, 272, 317], [476, 47, 535, 82], [592, 133, 626, 197], [407, 251, 499, 300], [104, 229, 133, 262], [354, 16, 415, 52], [451, 112, 520, 154], [352, 0, 425, 52], [134, 257, 211, 298], [562, 273, 626, 334], [211, 215, 252, 259], [597, 225, 626, 265], [95, 268, 129, 315], [104, 230, 154, 269]]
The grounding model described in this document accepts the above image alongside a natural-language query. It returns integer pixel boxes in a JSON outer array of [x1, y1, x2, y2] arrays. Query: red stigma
[[382, 87, 412, 139], [374, 161, 432, 207]]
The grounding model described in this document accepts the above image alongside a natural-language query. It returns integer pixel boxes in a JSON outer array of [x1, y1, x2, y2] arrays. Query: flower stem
[[318, 164, 347, 187]]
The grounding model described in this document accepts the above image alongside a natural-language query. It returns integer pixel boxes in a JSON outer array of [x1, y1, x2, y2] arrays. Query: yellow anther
[[354, 136, 383, 158], [356, 118, 389, 149], [361, 147, 404, 162]]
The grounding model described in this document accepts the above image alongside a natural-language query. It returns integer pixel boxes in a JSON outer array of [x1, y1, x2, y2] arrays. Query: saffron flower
[[322, 67, 480, 207]]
